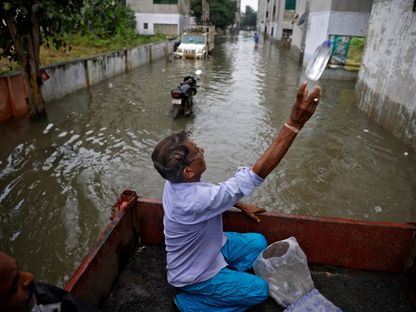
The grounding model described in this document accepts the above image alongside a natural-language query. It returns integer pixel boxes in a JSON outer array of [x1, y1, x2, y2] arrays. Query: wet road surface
[[0, 32, 415, 285]]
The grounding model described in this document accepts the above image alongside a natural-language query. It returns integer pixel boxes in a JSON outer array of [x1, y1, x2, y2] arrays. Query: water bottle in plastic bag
[[305, 40, 332, 81], [253, 237, 315, 307]]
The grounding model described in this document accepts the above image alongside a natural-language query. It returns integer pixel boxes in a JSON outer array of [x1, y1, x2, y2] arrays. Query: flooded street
[[1, 32, 415, 286]]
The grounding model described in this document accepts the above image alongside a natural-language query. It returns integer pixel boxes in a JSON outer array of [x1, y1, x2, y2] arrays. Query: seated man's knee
[[253, 233, 268, 252]]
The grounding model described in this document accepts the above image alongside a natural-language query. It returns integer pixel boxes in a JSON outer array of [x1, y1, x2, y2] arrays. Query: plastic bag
[[253, 237, 315, 307], [284, 288, 343, 312]]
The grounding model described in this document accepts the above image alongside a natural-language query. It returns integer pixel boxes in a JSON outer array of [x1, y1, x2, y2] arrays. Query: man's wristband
[[284, 122, 300, 134]]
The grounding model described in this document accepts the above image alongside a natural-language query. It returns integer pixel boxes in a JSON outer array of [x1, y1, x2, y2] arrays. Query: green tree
[[191, 0, 237, 30], [0, 0, 84, 117], [190, 0, 202, 22], [241, 5, 256, 28], [81, 0, 136, 38]]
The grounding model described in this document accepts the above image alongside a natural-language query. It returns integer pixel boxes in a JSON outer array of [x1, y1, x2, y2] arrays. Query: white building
[[127, 0, 191, 37], [290, 0, 372, 66], [257, 0, 297, 42]]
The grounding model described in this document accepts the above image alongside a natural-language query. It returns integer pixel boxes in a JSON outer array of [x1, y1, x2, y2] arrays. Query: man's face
[[0, 251, 34, 312], [184, 139, 206, 181]]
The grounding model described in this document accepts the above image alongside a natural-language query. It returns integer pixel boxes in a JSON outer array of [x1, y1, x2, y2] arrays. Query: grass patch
[[0, 32, 167, 74]]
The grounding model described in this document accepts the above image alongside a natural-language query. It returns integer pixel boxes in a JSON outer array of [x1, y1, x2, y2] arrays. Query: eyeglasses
[[186, 146, 204, 166]]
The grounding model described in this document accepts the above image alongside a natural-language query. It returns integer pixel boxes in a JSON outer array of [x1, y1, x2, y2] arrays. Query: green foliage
[[241, 5, 257, 28], [0, 0, 84, 63], [0, 32, 167, 74], [190, 0, 202, 22], [0, 0, 138, 64], [191, 0, 237, 29], [210, 0, 237, 29], [0, 0, 144, 114], [81, 0, 137, 38], [63, 32, 165, 51]]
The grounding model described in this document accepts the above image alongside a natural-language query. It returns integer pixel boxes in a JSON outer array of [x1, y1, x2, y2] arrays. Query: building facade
[[257, 0, 297, 42], [127, 0, 191, 37], [290, 0, 372, 67], [355, 0, 416, 150]]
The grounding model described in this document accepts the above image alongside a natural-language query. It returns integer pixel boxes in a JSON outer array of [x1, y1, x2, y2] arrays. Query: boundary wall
[[354, 0, 416, 151], [0, 40, 172, 122]]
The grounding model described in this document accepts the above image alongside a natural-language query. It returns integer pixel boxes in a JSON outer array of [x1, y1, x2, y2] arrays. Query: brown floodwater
[[1, 32, 415, 286]]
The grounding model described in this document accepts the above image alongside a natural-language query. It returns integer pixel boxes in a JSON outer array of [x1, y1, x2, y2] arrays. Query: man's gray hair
[[151, 131, 191, 182]]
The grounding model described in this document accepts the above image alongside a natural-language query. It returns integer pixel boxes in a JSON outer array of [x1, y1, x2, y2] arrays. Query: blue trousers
[[175, 232, 269, 312]]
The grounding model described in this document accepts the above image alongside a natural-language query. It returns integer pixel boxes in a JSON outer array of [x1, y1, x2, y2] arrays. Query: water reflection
[[0, 32, 415, 285]]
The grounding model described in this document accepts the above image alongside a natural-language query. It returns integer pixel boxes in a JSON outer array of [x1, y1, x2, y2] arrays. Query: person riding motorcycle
[[180, 76, 197, 115], [171, 76, 198, 117]]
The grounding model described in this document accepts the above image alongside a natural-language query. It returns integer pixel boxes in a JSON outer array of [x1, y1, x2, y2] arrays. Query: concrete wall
[[303, 10, 330, 65], [275, 0, 285, 41], [290, 0, 371, 65], [0, 75, 28, 121], [330, 0, 373, 12], [135, 13, 180, 35], [42, 41, 172, 102], [327, 11, 370, 37], [0, 41, 174, 121], [355, 0, 416, 150], [127, 0, 190, 14], [310, 0, 331, 12], [303, 0, 371, 66], [290, 0, 307, 62]]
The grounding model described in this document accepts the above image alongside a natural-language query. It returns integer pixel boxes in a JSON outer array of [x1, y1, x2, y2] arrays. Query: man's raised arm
[[252, 81, 321, 179]]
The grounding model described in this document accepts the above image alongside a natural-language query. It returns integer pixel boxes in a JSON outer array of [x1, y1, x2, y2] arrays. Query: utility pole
[[202, 0, 210, 25], [299, 0, 310, 64]]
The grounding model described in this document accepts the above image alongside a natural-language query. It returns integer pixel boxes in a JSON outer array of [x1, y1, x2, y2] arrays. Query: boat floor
[[101, 245, 415, 312]]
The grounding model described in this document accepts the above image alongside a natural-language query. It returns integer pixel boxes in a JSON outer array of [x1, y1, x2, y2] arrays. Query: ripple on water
[[0, 33, 415, 285]]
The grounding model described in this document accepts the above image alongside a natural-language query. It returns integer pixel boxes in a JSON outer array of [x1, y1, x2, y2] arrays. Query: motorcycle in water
[[170, 72, 200, 119]]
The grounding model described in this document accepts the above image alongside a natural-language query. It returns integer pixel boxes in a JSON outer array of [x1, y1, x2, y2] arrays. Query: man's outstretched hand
[[287, 81, 321, 130]]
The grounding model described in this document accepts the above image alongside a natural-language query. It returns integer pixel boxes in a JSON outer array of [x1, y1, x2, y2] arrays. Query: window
[[285, 0, 296, 10], [153, 0, 178, 4], [266, 11, 269, 18], [181, 35, 206, 44], [144, 23, 148, 29]]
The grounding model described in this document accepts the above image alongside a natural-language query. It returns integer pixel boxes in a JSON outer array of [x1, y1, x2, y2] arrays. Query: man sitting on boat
[[151, 81, 321, 312], [0, 250, 100, 312]]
